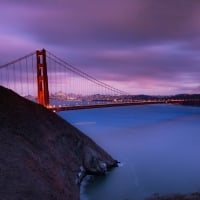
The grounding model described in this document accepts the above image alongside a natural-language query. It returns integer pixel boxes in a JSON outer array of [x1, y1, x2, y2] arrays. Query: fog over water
[[59, 104, 200, 200]]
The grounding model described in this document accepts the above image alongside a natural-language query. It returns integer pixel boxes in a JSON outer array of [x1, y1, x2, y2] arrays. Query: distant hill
[[0, 86, 117, 200]]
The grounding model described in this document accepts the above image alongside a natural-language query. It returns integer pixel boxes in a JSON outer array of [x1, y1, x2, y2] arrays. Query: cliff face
[[0, 86, 117, 200]]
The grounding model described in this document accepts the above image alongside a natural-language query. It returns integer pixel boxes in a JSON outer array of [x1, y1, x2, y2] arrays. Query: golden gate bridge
[[0, 49, 132, 111], [0, 49, 194, 112]]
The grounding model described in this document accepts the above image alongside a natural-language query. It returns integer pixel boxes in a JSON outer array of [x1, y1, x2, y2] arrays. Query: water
[[59, 104, 200, 200]]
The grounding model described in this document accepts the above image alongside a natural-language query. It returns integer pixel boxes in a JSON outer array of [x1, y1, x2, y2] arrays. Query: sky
[[0, 0, 200, 95]]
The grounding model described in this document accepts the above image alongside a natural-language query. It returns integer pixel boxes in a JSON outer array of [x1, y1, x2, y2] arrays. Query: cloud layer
[[0, 0, 200, 94]]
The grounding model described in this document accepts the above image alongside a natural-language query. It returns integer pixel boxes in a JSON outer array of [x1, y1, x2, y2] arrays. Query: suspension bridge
[[0, 49, 194, 112], [0, 49, 134, 112]]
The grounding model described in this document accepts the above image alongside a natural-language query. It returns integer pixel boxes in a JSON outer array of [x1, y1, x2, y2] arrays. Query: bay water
[[59, 104, 200, 200]]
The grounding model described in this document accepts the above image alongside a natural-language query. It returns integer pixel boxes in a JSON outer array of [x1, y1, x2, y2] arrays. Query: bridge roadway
[[47, 99, 200, 112]]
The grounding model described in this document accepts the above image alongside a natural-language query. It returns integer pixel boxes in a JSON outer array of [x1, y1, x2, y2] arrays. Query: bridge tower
[[36, 49, 49, 107]]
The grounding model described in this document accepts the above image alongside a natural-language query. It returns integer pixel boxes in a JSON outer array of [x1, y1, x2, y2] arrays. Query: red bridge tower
[[36, 49, 49, 107]]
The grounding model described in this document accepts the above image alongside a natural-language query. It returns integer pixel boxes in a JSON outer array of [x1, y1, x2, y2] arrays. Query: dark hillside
[[0, 86, 117, 200]]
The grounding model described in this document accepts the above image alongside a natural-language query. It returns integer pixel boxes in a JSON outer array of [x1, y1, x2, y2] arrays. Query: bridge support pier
[[36, 49, 49, 107]]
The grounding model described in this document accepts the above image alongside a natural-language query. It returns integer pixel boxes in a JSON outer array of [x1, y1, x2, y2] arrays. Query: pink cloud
[[1, 0, 200, 95]]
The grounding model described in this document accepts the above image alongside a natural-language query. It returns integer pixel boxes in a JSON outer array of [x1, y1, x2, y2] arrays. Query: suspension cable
[[46, 50, 129, 95]]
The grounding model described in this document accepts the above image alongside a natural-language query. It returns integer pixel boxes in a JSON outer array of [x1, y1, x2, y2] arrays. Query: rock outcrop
[[0, 86, 117, 200], [146, 192, 200, 200]]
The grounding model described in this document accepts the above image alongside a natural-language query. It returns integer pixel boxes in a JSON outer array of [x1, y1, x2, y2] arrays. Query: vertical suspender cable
[[19, 60, 23, 96], [31, 54, 35, 97], [0, 69, 2, 85], [13, 63, 16, 92], [26, 56, 29, 95], [5, 67, 8, 88]]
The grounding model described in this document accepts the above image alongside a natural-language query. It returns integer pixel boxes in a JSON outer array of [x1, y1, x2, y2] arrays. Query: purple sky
[[0, 0, 200, 95]]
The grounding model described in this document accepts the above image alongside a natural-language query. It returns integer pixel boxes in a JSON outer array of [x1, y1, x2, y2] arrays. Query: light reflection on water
[[59, 104, 200, 200]]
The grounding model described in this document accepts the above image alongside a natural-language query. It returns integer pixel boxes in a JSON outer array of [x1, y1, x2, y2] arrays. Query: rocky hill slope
[[0, 86, 117, 200]]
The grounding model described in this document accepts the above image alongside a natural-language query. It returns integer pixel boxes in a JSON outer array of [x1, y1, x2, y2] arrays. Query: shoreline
[[0, 86, 118, 200], [146, 192, 200, 200]]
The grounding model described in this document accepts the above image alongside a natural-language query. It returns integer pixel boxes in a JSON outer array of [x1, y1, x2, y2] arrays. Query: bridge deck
[[47, 99, 200, 112]]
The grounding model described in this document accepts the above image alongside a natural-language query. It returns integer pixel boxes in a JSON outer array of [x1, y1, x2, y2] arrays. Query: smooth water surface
[[59, 104, 200, 200]]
